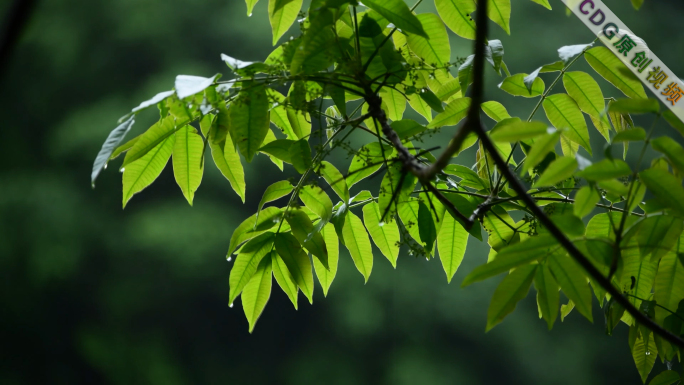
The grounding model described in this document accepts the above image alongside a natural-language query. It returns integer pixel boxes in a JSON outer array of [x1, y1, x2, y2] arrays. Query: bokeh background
[[2, 0, 684, 383]]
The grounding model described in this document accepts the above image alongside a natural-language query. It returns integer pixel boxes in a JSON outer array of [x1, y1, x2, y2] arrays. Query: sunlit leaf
[[229, 83, 270, 162], [548, 253, 593, 322], [285, 208, 329, 269], [242, 256, 272, 333], [534, 156, 577, 187], [543, 93, 591, 154], [172, 125, 204, 205], [481, 101, 511, 122], [228, 207, 283, 256], [608, 98, 660, 115], [342, 212, 374, 282], [535, 263, 559, 330], [271, 250, 299, 309], [268, 0, 302, 45], [576, 159, 631, 181], [563, 71, 611, 141], [435, 0, 476, 40], [313, 224, 339, 296], [363, 0, 427, 38], [363, 201, 400, 268], [201, 111, 246, 202], [256, 181, 293, 224], [573, 186, 599, 218], [499, 73, 544, 98], [122, 134, 175, 207], [427, 97, 471, 128], [489, 119, 547, 142], [486, 264, 537, 331], [487, 0, 511, 35], [585, 47, 647, 99], [319, 161, 349, 202], [228, 232, 275, 306], [437, 212, 468, 283], [175, 74, 219, 99], [275, 232, 314, 303]]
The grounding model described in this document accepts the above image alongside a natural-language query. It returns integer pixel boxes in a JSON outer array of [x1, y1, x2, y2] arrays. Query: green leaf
[[640, 169, 684, 217], [242, 256, 272, 333], [122, 134, 175, 207], [563, 71, 611, 141], [632, 333, 658, 383], [651, 137, 684, 174], [245, 0, 259, 15], [405, 12, 449, 65], [418, 201, 437, 254], [499, 73, 545, 98], [268, 0, 302, 45], [549, 253, 593, 322], [481, 101, 511, 122], [391, 120, 427, 139], [419, 89, 445, 113], [458, 55, 474, 95], [534, 156, 577, 187], [530, 0, 551, 9], [313, 224, 339, 297], [427, 97, 471, 128], [299, 184, 333, 221], [109, 134, 139, 162], [608, 98, 660, 115], [275, 232, 314, 304], [378, 162, 417, 221], [435, 77, 462, 101], [444, 164, 488, 190], [635, 215, 683, 261], [363, 0, 427, 37], [261, 128, 284, 170], [522, 131, 561, 174], [346, 142, 389, 187], [407, 93, 433, 122], [342, 212, 374, 282], [398, 198, 423, 245], [363, 201, 400, 268], [649, 371, 680, 385], [489, 119, 548, 142], [573, 186, 600, 218], [203, 111, 246, 202], [229, 84, 270, 162], [285, 208, 329, 269], [613, 128, 646, 142], [585, 46, 647, 99], [487, 0, 511, 34], [122, 117, 179, 168], [319, 161, 349, 202], [256, 181, 293, 225], [655, 248, 684, 332], [289, 139, 312, 174], [228, 207, 283, 256], [92, 117, 135, 187], [172, 125, 204, 206], [462, 235, 558, 287], [271, 250, 299, 309], [631, 0, 645, 10], [535, 263, 559, 330], [441, 193, 482, 241], [576, 159, 632, 181], [437, 212, 468, 283], [484, 40, 505, 75], [380, 87, 406, 121], [543, 93, 592, 154], [228, 232, 275, 306], [604, 297, 625, 336], [259, 139, 295, 163], [663, 110, 684, 137], [486, 264, 537, 331], [434, 0, 476, 40]]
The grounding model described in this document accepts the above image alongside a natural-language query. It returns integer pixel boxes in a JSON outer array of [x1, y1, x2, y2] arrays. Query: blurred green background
[[2, 0, 684, 383]]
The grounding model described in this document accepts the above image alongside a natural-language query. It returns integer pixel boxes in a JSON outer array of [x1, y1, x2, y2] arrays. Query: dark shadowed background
[[2, 0, 684, 383]]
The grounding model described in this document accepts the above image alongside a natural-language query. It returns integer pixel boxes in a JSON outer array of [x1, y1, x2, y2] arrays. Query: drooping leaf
[[549, 253, 593, 322], [487, 0, 511, 34], [122, 117, 180, 168], [499, 73, 545, 98], [639, 169, 684, 217], [486, 264, 537, 331], [458, 55, 475, 94], [563, 71, 611, 141], [268, 0, 303, 45], [202, 111, 246, 202], [285, 208, 329, 269], [585, 46, 647, 99], [381, 87, 407, 121], [418, 200, 437, 254], [434, 0, 476, 40], [576, 159, 632, 181], [256, 181, 293, 224], [299, 184, 334, 220], [378, 162, 417, 221], [534, 156, 577, 187], [530, 0, 551, 9], [363, 201, 400, 268], [259, 139, 295, 163], [489, 119, 548, 142], [481, 101, 511, 122], [227, 207, 283, 256], [427, 97, 471, 128], [289, 139, 312, 174], [172, 125, 204, 205], [437, 212, 469, 283], [228, 232, 275, 306], [92, 117, 135, 187], [484, 40, 505, 75], [407, 93, 433, 122], [462, 235, 558, 287], [632, 333, 658, 383], [313, 223, 339, 297], [275, 233, 314, 304], [122, 134, 175, 207], [342, 212, 374, 282], [229, 83, 270, 162], [651, 137, 684, 174], [319, 161, 349, 202], [648, 370, 680, 385], [407, 13, 449, 66], [535, 263, 560, 330], [242, 256, 272, 333], [543, 93, 592, 154], [363, 0, 427, 38], [435, 77, 463, 101], [271, 250, 299, 309], [245, 0, 260, 15]]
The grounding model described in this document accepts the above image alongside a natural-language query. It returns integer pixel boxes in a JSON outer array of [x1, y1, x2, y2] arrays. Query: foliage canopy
[[93, 0, 684, 382]]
